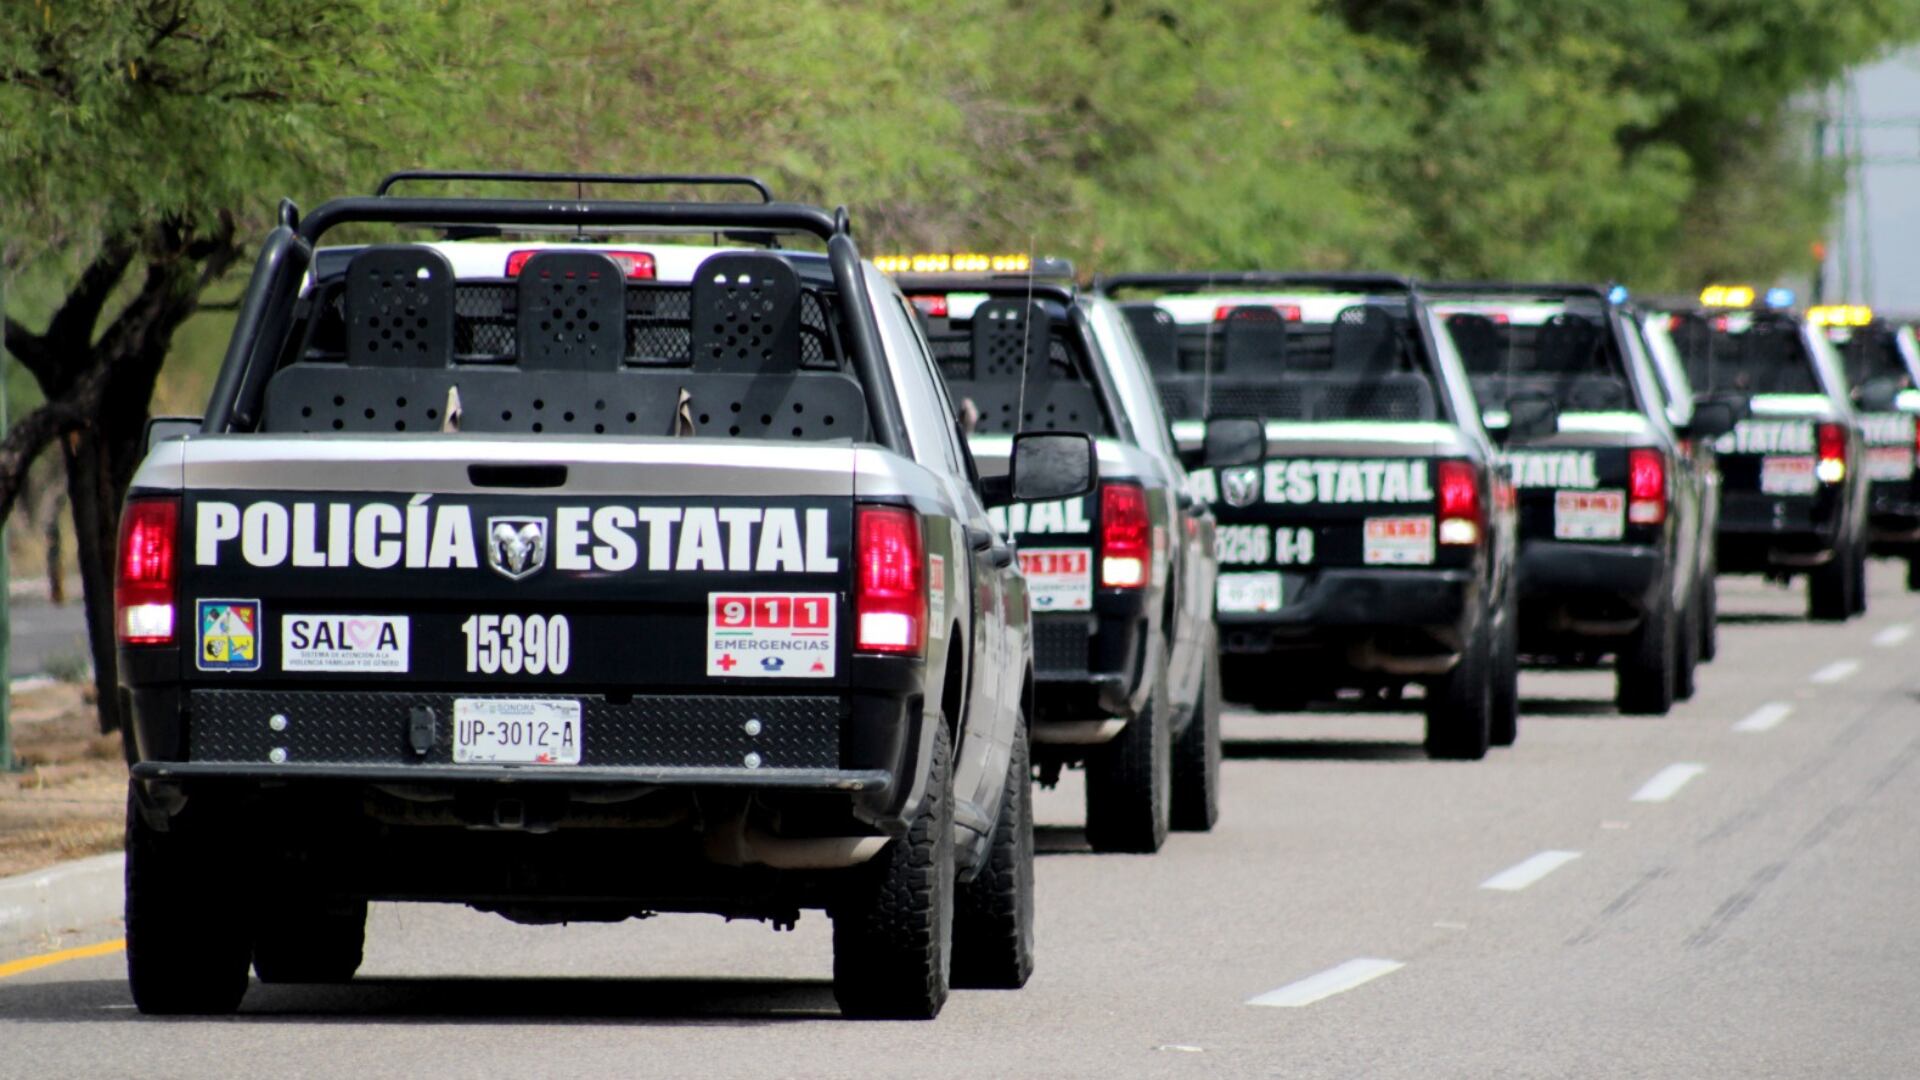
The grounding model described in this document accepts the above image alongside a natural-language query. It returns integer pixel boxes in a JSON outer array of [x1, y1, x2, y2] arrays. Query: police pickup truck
[[115, 173, 1096, 1019], [883, 254, 1244, 852], [1661, 288, 1871, 621], [1098, 272, 1520, 761], [1809, 304, 1920, 589], [1428, 283, 1730, 715]]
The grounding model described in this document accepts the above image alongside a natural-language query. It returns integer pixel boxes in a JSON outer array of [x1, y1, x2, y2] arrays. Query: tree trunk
[[65, 434, 124, 733]]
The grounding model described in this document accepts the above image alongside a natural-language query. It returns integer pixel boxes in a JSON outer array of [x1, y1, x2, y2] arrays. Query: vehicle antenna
[[1015, 235, 1037, 433], [1200, 272, 1216, 420]]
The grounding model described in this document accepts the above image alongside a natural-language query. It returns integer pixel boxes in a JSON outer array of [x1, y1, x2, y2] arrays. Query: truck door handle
[[967, 525, 995, 552], [990, 543, 1015, 569]]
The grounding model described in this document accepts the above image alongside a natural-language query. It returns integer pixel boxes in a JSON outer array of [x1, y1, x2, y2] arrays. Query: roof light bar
[[1699, 285, 1755, 309], [1809, 304, 1874, 328]]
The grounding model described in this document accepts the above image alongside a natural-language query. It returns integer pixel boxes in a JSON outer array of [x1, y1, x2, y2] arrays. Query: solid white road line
[[1873, 624, 1911, 648], [1247, 958, 1404, 1008], [1810, 659, 1861, 684], [1733, 702, 1792, 733], [1480, 850, 1582, 892], [1631, 763, 1707, 803]]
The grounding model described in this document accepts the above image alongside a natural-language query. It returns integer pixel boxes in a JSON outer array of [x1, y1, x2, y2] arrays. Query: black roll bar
[[1093, 270, 1415, 297], [374, 170, 775, 202], [826, 231, 905, 452], [202, 225, 312, 433], [298, 197, 838, 246], [1415, 280, 1615, 303]]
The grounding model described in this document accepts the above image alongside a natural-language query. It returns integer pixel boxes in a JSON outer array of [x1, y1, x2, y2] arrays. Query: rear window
[[1829, 324, 1913, 400], [1119, 296, 1443, 423], [916, 294, 1119, 437], [1665, 312, 1821, 397], [1436, 302, 1636, 414]]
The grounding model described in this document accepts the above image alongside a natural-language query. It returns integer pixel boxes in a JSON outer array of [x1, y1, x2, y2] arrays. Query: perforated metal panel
[[689, 253, 804, 374], [1033, 618, 1093, 675], [344, 247, 455, 368], [516, 252, 626, 370], [971, 299, 1053, 380], [190, 690, 844, 769], [1221, 306, 1287, 373]]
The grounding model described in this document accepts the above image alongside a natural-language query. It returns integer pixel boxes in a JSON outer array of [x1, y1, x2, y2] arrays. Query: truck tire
[[1489, 593, 1521, 748], [1907, 554, 1920, 593], [1808, 542, 1855, 622], [253, 898, 367, 984], [1617, 596, 1677, 715], [1850, 544, 1869, 616], [1426, 617, 1492, 761], [1085, 655, 1171, 853], [1673, 593, 1699, 702], [832, 719, 954, 1020], [952, 717, 1035, 990], [125, 787, 252, 1015], [1171, 647, 1223, 831], [1699, 571, 1719, 663]]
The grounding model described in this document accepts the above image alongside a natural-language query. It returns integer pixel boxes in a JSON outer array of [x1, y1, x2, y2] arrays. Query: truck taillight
[[1437, 460, 1482, 546], [505, 249, 656, 279], [855, 505, 925, 656], [1212, 304, 1302, 322], [1629, 449, 1668, 525], [1100, 482, 1150, 588], [116, 497, 179, 646], [1817, 422, 1848, 484]]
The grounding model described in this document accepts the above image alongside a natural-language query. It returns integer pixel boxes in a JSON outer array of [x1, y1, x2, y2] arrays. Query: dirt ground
[[0, 681, 124, 879]]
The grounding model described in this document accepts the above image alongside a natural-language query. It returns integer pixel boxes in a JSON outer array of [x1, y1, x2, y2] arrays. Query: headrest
[[515, 251, 627, 371], [970, 298, 1053, 382], [689, 253, 805, 374], [1331, 305, 1399, 372], [1445, 313, 1505, 374], [343, 245, 455, 368], [1532, 313, 1601, 374], [1220, 305, 1287, 373]]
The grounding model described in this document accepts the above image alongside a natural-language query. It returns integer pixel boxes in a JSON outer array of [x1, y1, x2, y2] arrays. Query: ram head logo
[[486, 516, 548, 581], [1221, 466, 1262, 508]]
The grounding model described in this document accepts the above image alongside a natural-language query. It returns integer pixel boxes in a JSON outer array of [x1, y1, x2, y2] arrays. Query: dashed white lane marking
[[1733, 702, 1792, 733], [1810, 659, 1861, 684], [1480, 850, 1582, 892], [1631, 763, 1707, 803], [1873, 624, 1911, 648], [1247, 958, 1404, 1008]]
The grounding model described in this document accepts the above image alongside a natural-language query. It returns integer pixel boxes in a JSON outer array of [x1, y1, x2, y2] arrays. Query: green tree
[[0, 0, 446, 729]]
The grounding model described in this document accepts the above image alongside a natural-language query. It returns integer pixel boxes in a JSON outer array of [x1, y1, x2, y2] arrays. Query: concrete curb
[[0, 852, 124, 949]]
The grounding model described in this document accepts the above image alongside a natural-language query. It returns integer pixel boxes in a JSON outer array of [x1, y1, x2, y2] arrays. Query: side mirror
[[1692, 393, 1750, 424], [1192, 416, 1265, 469], [145, 416, 201, 453], [1683, 400, 1738, 440], [1500, 394, 1558, 442], [1855, 376, 1904, 413], [987, 431, 1097, 505]]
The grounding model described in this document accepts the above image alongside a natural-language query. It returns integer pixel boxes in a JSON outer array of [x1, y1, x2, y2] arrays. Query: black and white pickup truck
[[114, 173, 1096, 1020], [885, 258, 1241, 852], [1811, 306, 1920, 589], [1428, 284, 1732, 715], [1098, 272, 1521, 760], [1659, 297, 1872, 620]]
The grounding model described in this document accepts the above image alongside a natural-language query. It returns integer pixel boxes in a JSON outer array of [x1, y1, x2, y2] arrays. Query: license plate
[[1363, 516, 1435, 565], [1217, 572, 1282, 613], [1760, 456, 1817, 495], [1867, 446, 1913, 481], [1019, 548, 1093, 611], [453, 698, 582, 765], [1554, 490, 1625, 540]]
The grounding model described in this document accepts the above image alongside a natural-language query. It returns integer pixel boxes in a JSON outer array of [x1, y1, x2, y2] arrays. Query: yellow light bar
[[1808, 304, 1873, 327], [1699, 284, 1755, 308], [873, 252, 1033, 274]]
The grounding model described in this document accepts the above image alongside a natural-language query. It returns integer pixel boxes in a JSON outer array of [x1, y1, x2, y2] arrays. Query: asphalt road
[[7, 566, 1920, 1077]]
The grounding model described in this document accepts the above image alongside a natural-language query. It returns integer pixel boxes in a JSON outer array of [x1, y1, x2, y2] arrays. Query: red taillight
[[1817, 422, 1847, 484], [1437, 460, 1482, 545], [855, 505, 925, 656], [908, 294, 950, 318], [1100, 482, 1151, 588], [116, 498, 179, 645], [505, 249, 656, 279], [1629, 449, 1667, 525], [1212, 304, 1302, 323]]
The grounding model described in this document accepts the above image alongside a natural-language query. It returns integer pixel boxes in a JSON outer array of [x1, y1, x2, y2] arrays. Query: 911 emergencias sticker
[[708, 593, 836, 678], [1019, 548, 1092, 611]]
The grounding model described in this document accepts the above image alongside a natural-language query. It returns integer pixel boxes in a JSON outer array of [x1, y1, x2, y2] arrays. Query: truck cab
[[1809, 304, 1920, 589]]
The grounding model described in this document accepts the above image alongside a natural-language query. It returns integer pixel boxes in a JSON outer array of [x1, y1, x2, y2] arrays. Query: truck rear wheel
[[1489, 594, 1521, 748], [1171, 646, 1223, 831], [1673, 593, 1699, 702], [1809, 543, 1856, 621], [952, 717, 1035, 990], [1085, 655, 1171, 853], [1907, 554, 1920, 593], [1699, 571, 1719, 662], [1426, 618, 1492, 760], [1617, 597, 1677, 715], [125, 787, 252, 1015], [832, 719, 954, 1020], [253, 898, 367, 984]]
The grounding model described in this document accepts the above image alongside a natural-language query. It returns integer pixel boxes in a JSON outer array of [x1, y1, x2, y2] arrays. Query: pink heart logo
[[345, 619, 378, 650]]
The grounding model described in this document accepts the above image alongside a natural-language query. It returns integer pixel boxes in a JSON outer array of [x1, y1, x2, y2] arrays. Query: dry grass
[[0, 681, 124, 879]]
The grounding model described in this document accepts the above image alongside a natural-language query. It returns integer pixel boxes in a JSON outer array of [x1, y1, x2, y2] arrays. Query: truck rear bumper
[[1030, 596, 1147, 733], [1217, 568, 1474, 632], [1517, 540, 1663, 640]]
